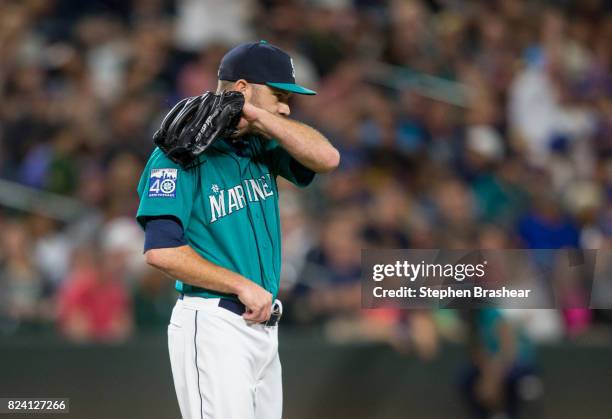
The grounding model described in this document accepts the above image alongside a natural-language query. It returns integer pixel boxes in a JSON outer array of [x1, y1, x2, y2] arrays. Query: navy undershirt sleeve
[[143, 216, 187, 251]]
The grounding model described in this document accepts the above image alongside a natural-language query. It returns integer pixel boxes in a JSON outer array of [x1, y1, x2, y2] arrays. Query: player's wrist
[[232, 276, 251, 297]]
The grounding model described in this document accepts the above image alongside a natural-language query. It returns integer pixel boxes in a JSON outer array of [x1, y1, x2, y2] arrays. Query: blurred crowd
[[1, 0, 612, 366]]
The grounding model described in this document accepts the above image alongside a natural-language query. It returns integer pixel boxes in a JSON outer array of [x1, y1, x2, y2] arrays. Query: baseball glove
[[153, 91, 245, 168]]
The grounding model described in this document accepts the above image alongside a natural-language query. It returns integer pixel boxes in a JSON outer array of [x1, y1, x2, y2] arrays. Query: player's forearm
[[255, 110, 340, 173], [145, 245, 250, 295]]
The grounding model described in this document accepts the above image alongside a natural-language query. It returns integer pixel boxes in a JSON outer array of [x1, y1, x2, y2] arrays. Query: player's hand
[[234, 102, 259, 132], [234, 102, 269, 138], [236, 280, 273, 323], [241, 102, 262, 123]]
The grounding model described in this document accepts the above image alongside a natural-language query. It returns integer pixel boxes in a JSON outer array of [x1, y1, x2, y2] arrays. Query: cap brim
[[266, 82, 317, 95]]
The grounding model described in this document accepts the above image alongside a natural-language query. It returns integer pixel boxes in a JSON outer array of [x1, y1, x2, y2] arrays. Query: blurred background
[[0, 0, 611, 418]]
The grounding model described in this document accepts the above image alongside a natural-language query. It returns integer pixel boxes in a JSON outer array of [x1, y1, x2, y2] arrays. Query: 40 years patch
[[148, 168, 177, 198]]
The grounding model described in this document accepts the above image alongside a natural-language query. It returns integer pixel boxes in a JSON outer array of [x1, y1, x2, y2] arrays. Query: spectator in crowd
[[0, 220, 49, 333], [459, 308, 540, 419], [57, 245, 132, 343]]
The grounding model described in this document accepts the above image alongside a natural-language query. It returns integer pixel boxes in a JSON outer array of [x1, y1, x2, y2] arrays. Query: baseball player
[[136, 41, 340, 419]]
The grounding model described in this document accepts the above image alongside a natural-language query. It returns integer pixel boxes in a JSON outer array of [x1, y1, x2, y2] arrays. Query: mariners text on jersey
[[209, 174, 274, 223]]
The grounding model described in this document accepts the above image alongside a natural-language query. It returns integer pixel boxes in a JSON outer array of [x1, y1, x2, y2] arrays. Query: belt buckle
[[265, 300, 283, 327]]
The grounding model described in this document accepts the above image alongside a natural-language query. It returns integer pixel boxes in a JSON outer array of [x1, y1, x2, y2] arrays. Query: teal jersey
[[476, 309, 534, 364], [136, 136, 315, 301]]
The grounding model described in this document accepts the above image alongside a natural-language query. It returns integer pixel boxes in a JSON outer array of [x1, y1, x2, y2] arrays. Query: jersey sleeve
[[264, 140, 315, 187], [136, 148, 198, 230]]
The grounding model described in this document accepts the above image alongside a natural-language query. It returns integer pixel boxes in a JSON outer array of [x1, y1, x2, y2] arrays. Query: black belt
[[179, 293, 281, 327]]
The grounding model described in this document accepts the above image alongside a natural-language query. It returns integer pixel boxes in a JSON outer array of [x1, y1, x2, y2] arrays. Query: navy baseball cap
[[218, 40, 316, 95]]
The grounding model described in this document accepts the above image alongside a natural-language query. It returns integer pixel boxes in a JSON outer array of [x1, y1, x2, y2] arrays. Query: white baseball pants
[[168, 296, 282, 419]]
